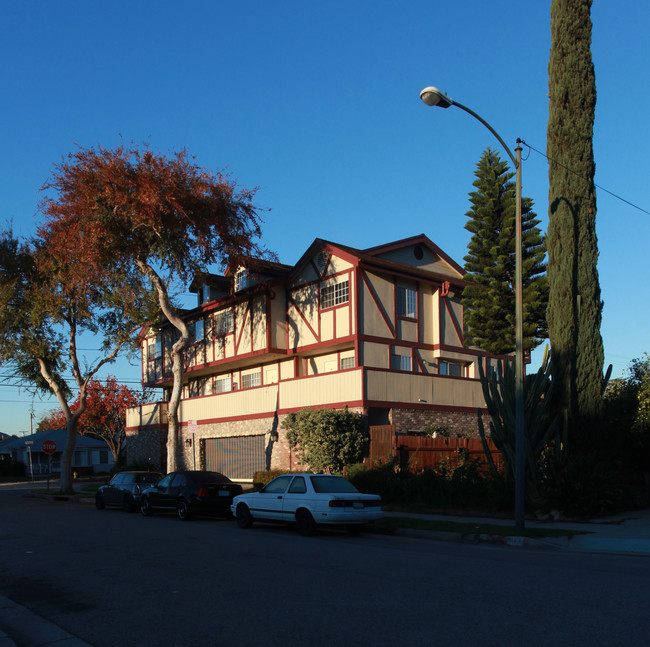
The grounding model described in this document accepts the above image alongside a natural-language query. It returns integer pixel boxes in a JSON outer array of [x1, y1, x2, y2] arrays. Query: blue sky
[[1, 1, 648, 435]]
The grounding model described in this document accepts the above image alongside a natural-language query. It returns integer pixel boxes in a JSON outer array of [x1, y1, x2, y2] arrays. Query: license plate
[[353, 501, 364, 509], [218, 490, 231, 497]]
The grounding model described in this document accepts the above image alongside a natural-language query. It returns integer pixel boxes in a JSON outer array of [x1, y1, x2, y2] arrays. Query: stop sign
[[42, 440, 57, 454]]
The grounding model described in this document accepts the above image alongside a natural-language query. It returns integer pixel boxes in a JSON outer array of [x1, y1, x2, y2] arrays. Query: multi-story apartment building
[[125, 234, 505, 479]]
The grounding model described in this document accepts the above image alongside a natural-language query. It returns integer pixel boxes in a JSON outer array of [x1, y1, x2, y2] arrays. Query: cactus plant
[[478, 346, 562, 487]]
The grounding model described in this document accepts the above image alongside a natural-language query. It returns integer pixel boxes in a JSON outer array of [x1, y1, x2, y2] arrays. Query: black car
[[140, 470, 244, 521], [95, 471, 163, 512]]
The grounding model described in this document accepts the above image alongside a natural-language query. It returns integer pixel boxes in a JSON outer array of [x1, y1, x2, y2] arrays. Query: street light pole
[[420, 86, 526, 531]]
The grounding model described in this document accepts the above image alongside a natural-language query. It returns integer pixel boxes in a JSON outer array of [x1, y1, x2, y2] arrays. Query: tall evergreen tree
[[547, 0, 605, 427], [462, 148, 548, 355]]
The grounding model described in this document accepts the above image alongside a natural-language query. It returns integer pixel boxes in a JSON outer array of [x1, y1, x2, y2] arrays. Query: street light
[[420, 86, 526, 532]]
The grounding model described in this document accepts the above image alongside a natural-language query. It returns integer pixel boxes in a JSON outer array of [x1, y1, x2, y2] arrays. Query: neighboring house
[[126, 234, 508, 479], [0, 429, 114, 477]]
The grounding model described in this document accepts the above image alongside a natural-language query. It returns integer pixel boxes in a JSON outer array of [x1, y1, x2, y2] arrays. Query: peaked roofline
[[362, 233, 465, 275]]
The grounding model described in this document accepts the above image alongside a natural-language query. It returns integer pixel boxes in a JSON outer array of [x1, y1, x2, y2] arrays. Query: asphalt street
[[1, 483, 650, 647]]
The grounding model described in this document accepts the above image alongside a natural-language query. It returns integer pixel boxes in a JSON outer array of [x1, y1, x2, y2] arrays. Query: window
[[321, 279, 349, 309], [213, 309, 234, 336], [99, 450, 108, 465], [264, 475, 293, 494], [288, 476, 307, 494], [391, 352, 412, 371], [188, 319, 204, 343], [235, 267, 250, 291], [440, 360, 464, 377], [148, 336, 162, 359], [241, 371, 262, 389], [340, 356, 355, 370], [213, 376, 232, 394], [397, 286, 417, 318]]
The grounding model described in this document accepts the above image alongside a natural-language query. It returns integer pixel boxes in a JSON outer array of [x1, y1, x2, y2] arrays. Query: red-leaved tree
[[38, 376, 151, 464], [38, 144, 267, 472]]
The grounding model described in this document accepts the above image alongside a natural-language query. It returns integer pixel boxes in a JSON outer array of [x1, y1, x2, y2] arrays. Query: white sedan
[[231, 473, 383, 535]]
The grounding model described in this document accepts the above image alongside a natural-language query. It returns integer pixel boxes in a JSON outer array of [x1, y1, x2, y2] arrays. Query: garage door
[[204, 435, 267, 480]]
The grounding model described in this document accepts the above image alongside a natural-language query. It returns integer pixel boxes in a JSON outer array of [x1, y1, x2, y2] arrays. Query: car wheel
[[177, 498, 192, 521], [95, 493, 105, 510], [236, 504, 253, 529], [140, 496, 152, 517], [122, 494, 134, 513], [295, 509, 316, 536]]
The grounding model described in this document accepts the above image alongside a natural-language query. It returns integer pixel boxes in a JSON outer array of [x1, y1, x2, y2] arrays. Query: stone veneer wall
[[127, 406, 366, 473], [125, 427, 166, 469], [390, 408, 488, 438]]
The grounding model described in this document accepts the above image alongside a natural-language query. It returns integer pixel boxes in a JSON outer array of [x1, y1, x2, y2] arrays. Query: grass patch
[[380, 516, 589, 538]]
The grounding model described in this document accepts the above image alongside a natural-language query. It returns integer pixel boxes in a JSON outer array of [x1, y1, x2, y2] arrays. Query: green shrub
[[252, 469, 294, 486], [346, 455, 512, 512], [532, 450, 642, 518], [0, 460, 26, 478], [282, 407, 367, 473]]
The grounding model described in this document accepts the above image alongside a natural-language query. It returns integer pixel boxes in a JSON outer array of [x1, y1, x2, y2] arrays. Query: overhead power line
[[520, 140, 650, 216]]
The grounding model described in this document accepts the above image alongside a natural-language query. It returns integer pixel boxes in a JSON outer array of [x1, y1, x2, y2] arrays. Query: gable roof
[[292, 235, 466, 287]]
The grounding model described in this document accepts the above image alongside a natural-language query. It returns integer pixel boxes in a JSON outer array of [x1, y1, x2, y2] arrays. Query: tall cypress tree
[[463, 148, 548, 355], [547, 0, 605, 427]]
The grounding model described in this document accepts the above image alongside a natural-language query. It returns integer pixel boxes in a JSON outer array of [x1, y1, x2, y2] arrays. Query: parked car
[[95, 471, 162, 512], [140, 470, 243, 521], [231, 473, 383, 536]]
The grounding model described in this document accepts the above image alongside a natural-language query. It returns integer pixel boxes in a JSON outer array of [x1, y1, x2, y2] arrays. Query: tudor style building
[[125, 234, 505, 479]]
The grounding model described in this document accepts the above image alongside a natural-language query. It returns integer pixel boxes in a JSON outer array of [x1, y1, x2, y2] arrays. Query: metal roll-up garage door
[[204, 435, 266, 480]]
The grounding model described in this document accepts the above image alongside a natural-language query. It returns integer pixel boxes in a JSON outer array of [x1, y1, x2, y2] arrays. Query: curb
[[0, 594, 93, 647]]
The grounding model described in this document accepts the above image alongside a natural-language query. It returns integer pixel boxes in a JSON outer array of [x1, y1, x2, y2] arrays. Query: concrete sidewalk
[[385, 507, 650, 556], [0, 593, 92, 647]]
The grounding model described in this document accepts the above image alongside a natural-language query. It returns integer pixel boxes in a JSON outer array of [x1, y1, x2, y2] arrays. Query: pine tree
[[462, 148, 548, 355], [547, 0, 605, 426]]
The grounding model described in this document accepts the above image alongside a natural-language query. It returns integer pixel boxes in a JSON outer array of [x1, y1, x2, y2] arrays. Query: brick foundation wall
[[390, 408, 488, 438]]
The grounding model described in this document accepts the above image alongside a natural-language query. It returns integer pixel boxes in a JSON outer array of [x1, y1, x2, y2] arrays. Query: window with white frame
[[213, 375, 232, 394], [241, 371, 262, 389], [397, 285, 417, 318], [321, 279, 349, 309], [235, 267, 250, 291], [440, 360, 464, 377], [391, 352, 412, 371], [213, 309, 234, 336]]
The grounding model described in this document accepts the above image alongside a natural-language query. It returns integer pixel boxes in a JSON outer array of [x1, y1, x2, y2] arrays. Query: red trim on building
[[442, 295, 464, 345], [288, 295, 320, 342], [360, 270, 395, 337]]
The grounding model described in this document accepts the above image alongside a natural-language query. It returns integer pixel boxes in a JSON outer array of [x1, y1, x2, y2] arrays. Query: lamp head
[[419, 86, 453, 109]]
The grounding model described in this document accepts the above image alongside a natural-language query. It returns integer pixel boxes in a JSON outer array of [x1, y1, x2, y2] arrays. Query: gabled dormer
[[362, 233, 464, 281]]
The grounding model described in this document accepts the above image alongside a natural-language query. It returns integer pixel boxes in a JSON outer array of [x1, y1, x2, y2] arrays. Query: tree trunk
[[136, 260, 190, 473], [37, 358, 85, 493]]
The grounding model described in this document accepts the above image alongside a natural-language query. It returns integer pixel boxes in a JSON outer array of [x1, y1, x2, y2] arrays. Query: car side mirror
[[254, 482, 263, 491]]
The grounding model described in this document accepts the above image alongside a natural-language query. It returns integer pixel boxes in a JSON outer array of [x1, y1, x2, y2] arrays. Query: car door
[[147, 473, 174, 508], [281, 475, 309, 520], [256, 475, 293, 520], [104, 473, 124, 506]]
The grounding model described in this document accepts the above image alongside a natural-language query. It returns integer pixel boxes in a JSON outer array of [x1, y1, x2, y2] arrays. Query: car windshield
[[310, 476, 360, 494]]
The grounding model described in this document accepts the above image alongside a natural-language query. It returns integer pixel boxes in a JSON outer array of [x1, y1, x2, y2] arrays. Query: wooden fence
[[368, 425, 502, 473]]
